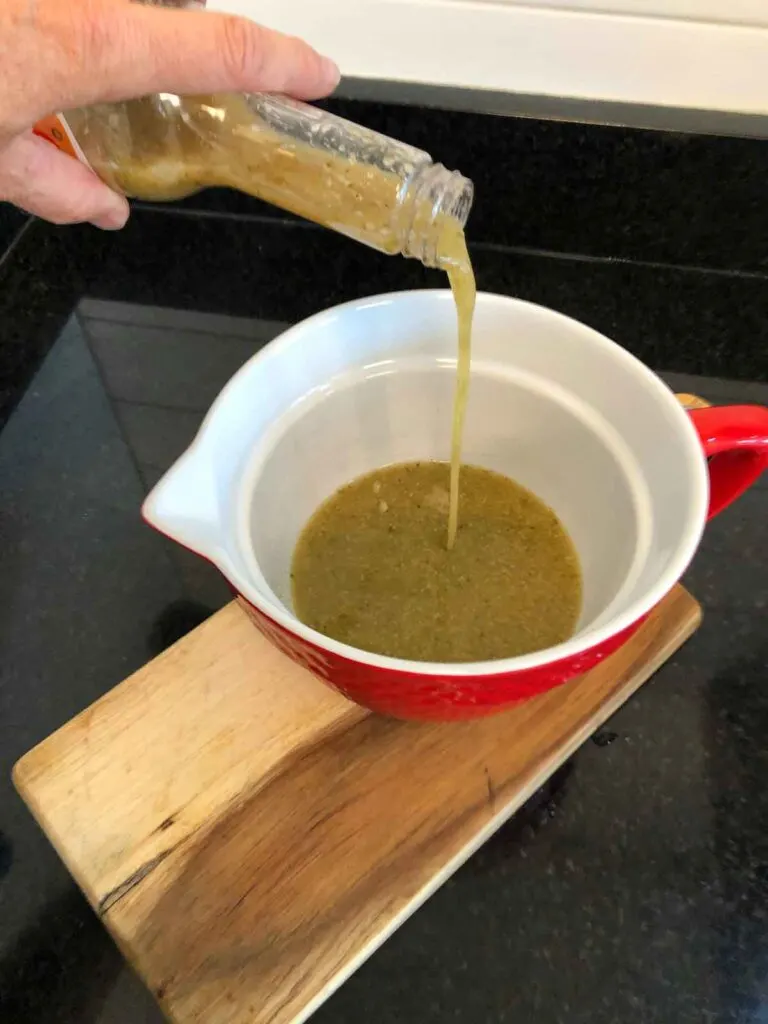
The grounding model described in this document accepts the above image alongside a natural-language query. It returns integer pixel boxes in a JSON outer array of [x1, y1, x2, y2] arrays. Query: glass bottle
[[53, 91, 473, 270]]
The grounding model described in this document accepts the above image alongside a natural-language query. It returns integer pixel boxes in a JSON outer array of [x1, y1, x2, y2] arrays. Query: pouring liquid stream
[[439, 223, 476, 550]]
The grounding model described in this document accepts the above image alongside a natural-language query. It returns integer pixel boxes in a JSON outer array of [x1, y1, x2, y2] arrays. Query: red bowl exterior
[[237, 594, 645, 721]]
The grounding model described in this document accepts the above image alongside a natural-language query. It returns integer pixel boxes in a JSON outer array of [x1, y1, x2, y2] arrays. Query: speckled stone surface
[[0, 106, 767, 1023], [2, 208, 766, 430], [0, 219, 110, 428], [0, 203, 26, 258], [87, 211, 768, 380]]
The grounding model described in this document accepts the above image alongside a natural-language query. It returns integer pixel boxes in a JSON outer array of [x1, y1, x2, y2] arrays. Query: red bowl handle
[[688, 405, 768, 519]]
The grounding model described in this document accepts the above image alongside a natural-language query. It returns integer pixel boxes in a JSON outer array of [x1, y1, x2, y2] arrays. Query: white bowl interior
[[248, 362, 646, 635], [145, 290, 707, 670]]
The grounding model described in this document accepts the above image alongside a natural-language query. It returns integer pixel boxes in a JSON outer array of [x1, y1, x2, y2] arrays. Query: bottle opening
[[440, 170, 474, 230], [400, 165, 474, 268]]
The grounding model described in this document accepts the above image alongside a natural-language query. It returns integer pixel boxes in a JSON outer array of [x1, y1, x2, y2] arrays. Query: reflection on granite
[[0, 297, 766, 1023], [0, 319, 178, 1023], [0, 220, 110, 428]]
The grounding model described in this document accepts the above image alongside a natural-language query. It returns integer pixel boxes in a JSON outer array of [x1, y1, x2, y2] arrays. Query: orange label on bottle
[[33, 114, 90, 167]]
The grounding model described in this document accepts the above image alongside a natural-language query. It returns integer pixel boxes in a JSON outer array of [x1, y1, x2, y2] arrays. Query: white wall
[[209, 0, 768, 132], [468, 0, 768, 25]]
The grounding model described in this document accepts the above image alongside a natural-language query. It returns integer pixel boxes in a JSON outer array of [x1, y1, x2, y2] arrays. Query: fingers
[[0, 132, 129, 230], [0, 0, 339, 230], [10, 0, 339, 128], [119, 3, 341, 100]]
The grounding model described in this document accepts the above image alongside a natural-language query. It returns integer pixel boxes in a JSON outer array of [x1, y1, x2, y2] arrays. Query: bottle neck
[[395, 164, 474, 268]]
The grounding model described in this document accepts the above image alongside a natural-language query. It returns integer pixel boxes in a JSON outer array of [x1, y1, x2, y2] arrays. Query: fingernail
[[93, 200, 129, 232], [321, 57, 341, 91]]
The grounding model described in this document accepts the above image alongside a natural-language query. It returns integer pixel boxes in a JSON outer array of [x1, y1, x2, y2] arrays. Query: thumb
[[13, 0, 340, 128]]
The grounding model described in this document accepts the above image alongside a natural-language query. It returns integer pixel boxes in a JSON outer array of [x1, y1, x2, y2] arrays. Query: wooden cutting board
[[14, 585, 701, 1024]]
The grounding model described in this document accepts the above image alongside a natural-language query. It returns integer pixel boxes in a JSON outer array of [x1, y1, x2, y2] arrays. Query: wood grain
[[14, 586, 701, 1024], [14, 605, 367, 913]]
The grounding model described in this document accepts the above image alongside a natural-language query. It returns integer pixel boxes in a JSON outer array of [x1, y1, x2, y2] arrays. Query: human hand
[[0, 0, 339, 229]]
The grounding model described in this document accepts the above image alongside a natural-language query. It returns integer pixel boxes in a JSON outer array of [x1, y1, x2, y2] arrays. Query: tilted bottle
[[35, 34, 473, 270]]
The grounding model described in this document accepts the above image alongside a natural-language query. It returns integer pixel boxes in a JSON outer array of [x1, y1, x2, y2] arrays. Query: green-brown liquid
[[292, 462, 582, 663]]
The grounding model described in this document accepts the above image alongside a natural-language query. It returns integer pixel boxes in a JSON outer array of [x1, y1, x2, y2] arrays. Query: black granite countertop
[[1, 99, 768, 1023]]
